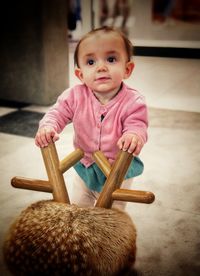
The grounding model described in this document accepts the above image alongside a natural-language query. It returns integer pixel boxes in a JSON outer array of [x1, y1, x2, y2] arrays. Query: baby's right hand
[[35, 127, 59, 148]]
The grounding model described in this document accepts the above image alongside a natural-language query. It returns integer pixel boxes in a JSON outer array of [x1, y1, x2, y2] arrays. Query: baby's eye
[[107, 56, 116, 63], [87, 59, 95, 65]]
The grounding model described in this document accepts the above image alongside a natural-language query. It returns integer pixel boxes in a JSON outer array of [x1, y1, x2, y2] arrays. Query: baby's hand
[[35, 127, 59, 148], [117, 133, 144, 156]]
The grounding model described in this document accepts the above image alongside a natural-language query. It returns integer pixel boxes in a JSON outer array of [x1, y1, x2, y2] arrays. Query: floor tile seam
[[0, 131, 34, 139], [148, 125, 200, 130], [149, 107, 200, 115], [19, 108, 46, 114], [148, 105, 200, 114], [0, 131, 35, 139], [0, 108, 18, 116], [0, 108, 45, 113], [0, 107, 17, 110]]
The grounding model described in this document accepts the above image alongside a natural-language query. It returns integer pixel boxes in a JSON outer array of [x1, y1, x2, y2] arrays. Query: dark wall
[[0, 0, 69, 105]]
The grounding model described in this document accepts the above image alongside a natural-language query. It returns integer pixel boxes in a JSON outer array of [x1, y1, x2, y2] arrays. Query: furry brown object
[[4, 200, 136, 275]]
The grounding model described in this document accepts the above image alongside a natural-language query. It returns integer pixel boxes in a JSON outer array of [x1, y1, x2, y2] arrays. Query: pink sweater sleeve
[[39, 89, 74, 133], [122, 94, 148, 143]]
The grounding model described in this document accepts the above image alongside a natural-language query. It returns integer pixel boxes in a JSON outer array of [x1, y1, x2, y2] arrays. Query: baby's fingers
[[127, 139, 137, 154], [132, 139, 143, 156], [41, 129, 59, 146], [36, 130, 49, 148], [117, 137, 123, 150], [52, 132, 59, 142], [122, 137, 132, 151], [35, 128, 55, 148], [45, 130, 57, 143], [117, 136, 132, 152]]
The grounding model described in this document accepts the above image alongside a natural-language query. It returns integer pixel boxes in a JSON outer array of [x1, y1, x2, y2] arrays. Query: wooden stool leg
[[41, 143, 70, 203], [94, 150, 155, 205], [95, 150, 133, 208]]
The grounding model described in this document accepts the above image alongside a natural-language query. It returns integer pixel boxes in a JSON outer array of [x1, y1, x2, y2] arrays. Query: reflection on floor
[[0, 56, 200, 276]]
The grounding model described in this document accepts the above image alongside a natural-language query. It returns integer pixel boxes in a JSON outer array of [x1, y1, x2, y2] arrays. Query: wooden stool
[[4, 143, 155, 275], [11, 142, 155, 207]]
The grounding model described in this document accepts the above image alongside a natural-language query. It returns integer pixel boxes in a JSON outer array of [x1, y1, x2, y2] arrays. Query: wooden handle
[[60, 148, 84, 173], [93, 151, 111, 177], [95, 150, 133, 208], [112, 189, 155, 204], [11, 143, 84, 203], [11, 177, 52, 193], [41, 143, 70, 203]]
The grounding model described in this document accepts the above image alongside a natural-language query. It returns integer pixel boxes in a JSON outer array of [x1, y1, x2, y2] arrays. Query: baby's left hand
[[117, 133, 144, 156]]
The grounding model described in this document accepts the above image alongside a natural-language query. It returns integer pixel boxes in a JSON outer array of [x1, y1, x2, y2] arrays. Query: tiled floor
[[0, 51, 200, 275]]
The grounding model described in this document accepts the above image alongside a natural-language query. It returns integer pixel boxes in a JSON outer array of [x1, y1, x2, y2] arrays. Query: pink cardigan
[[39, 83, 148, 167]]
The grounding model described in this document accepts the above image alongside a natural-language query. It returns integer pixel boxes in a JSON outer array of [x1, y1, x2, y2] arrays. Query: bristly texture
[[3, 200, 136, 275]]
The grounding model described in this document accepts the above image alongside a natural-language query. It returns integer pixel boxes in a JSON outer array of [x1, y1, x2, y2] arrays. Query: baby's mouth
[[95, 77, 110, 81]]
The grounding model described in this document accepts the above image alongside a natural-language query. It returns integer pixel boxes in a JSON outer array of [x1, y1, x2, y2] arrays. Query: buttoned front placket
[[96, 106, 107, 150], [90, 83, 127, 157]]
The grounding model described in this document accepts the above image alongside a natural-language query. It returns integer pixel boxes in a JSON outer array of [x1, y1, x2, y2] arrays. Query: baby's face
[[75, 32, 133, 95]]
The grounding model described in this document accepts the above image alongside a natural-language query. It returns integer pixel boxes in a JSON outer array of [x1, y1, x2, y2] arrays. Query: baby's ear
[[75, 68, 84, 82], [124, 61, 134, 79]]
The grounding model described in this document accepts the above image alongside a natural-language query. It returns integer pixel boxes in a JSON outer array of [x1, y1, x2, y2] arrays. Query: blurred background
[[0, 0, 199, 105]]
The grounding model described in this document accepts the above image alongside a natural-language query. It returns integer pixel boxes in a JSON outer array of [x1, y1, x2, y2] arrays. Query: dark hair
[[74, 26, 133, 67]]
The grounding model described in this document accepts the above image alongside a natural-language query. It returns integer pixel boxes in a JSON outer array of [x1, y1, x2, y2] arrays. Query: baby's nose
[[97, 61, 107, 71]]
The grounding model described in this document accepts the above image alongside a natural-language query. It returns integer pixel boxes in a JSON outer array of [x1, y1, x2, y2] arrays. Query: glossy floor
[[0, 53, 200, 275]]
